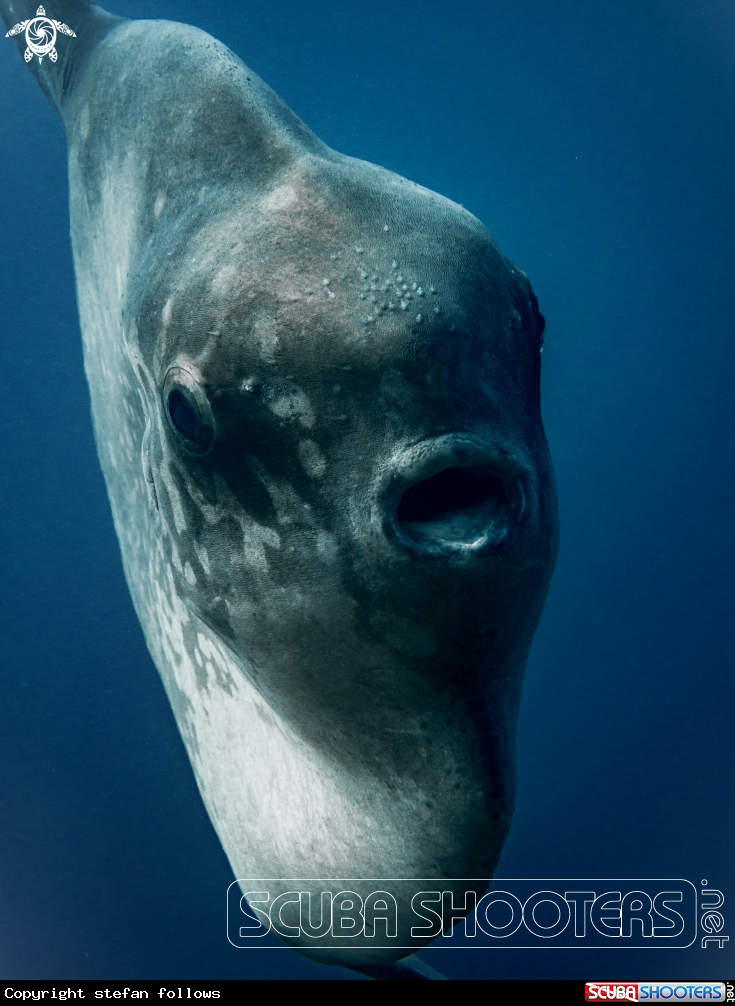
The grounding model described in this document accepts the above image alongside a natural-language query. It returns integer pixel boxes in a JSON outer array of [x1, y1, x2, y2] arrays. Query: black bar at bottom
[[0, 978, 588, 993]]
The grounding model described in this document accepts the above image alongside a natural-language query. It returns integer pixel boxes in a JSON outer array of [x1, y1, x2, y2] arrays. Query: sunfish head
[[125, 155, 557, 960]]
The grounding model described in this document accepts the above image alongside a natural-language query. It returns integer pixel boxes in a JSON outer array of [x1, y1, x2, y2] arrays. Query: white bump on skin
[[184, 562, 197, 585], [154, 192, 166, 217], [162, 297, 174, 327], [298, 438, 326, 478], [270, 388, 315, 428]]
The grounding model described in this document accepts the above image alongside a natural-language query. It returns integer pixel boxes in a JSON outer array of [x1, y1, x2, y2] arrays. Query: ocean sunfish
[[2, 0, 558, 977]]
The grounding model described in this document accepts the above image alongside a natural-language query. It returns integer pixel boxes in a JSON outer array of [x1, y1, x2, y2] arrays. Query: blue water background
[[0, 0, 733, 981]]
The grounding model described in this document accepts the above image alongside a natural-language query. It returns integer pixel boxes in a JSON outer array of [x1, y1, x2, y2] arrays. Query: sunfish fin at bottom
[[347, 955, 448, 980]]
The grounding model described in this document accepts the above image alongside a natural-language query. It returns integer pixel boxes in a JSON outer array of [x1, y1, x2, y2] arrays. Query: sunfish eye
[[168, 390, 197, 436], [162, 366, 215, 454]]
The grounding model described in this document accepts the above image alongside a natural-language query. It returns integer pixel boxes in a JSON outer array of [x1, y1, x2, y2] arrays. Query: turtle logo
[[5, 5, 76, 64]]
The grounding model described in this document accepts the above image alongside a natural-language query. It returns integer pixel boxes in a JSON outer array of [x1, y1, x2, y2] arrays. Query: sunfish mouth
[[381, 434, 529, 557]]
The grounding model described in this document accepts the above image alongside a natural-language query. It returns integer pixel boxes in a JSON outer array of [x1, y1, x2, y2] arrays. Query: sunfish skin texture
[[2, 0, 559, 970]]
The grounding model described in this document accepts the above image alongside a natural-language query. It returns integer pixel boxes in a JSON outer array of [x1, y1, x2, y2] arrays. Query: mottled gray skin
[[2, 0, 558, 972]]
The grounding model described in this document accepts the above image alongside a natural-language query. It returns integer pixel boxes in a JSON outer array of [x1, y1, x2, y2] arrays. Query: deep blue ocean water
[[0, 0, 733, 981]]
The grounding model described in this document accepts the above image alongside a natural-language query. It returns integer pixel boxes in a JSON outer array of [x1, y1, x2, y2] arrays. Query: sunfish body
[[2, 0, 558, 973]]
